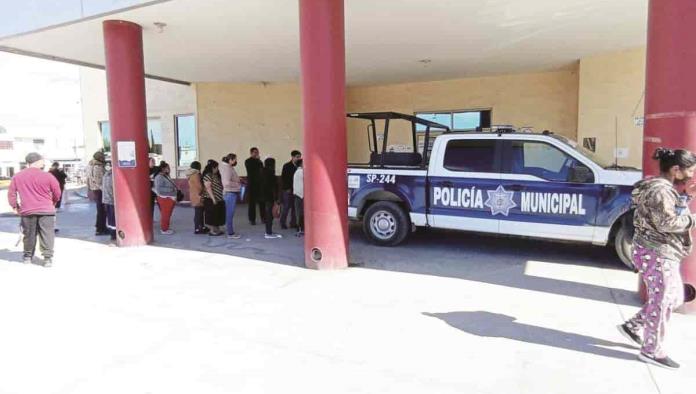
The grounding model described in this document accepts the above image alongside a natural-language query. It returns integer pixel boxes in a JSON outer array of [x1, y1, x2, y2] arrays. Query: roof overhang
[[0, 0, 648, 85]]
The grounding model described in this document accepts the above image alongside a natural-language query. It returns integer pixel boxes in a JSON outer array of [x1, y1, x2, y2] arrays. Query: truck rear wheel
[[362, 201, 410, 246], [614, 225, 635, 271]]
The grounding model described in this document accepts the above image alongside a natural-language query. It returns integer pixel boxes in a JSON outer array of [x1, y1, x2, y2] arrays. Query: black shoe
[[23, 257, 32, 264], [638, 353, 680, 370], [617, 323, 642, 346], [281, 225, 289, 230], [43, 258, 52, 268], [249, 221, 256, 226], [54, 228, 59, 233]]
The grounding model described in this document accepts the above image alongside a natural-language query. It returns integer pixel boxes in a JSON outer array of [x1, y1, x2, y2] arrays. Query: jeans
[[194, 206, 205, 231], [224, 192, 239, 235], [105, 203, 117, 240], [248, 189, 266, 224], [265, 203, 274, 235], [280, 190, 297, 228], [294, 196, 304, 232], [93, 190, 107, 233], [21, 215, 55, 258]]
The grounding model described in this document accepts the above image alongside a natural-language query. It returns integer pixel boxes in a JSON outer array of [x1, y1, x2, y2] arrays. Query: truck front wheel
[[362, 201, 410, 246], [614, 225, 635, 271]]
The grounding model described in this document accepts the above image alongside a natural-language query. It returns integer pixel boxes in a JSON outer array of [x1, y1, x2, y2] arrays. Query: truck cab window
[[508, 141, 594, 183], [443, 139, 496, 172]]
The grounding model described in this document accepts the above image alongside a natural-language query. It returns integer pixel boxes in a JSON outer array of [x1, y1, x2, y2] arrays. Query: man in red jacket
[[8, 152, 62, 267]]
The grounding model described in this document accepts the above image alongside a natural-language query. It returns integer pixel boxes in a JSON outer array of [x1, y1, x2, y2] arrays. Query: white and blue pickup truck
[[346, 112, 642, 269]]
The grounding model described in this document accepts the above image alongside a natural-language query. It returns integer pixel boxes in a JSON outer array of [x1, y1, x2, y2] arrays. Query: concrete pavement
[[0, 199, 694, 394]]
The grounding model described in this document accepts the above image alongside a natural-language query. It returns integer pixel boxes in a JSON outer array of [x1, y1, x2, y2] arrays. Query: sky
[[0, 52, 83, 157]]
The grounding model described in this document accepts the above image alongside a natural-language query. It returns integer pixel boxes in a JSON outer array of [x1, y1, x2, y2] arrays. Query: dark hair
[[203, 159, 219, 178], [653, 148, 696, 173], [291, 150, 301, 157], [296, 159, 303, 167], [190, 161, 201, 170], [51, 161, 60, 167], [264, 157, 276, 174], [222, 153, 237, 163], [250, 147, 259, 153]]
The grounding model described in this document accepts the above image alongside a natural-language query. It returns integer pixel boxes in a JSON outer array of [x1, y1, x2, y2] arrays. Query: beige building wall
[[577, 47, 646, 168], [195, 82, 302, 176], [195, 69, 580, 169], [346, 69, 580, 163], [79, 67, 196, 176]]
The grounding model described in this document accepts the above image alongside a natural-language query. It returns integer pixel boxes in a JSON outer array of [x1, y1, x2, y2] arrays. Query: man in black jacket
[[244, 147, 265, 225], [280, 150, 302, 229]]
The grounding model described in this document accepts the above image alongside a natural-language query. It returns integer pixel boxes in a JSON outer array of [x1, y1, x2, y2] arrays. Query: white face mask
[[105, 166, 112, 172]]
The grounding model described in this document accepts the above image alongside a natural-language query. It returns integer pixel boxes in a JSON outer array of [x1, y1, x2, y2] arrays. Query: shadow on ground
[[0, 198, 640, 307], [423, 311, 638, 361]]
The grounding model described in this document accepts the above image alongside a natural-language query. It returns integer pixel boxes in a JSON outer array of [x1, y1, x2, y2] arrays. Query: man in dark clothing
[[244, 147, 266, 225], [280, 150, 302, 229], [8, 152, 61, 267], [49, 162, 67, 209]]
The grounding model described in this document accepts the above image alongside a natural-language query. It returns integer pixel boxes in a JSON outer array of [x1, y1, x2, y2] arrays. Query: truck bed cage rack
[[347, 112, 450, 169]]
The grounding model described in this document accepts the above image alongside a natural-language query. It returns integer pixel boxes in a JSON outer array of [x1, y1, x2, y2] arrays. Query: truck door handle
[[509, 184, 524, 191], [440, 181, 454, 188]]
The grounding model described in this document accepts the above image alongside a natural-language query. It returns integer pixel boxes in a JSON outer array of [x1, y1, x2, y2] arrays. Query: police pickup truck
[[346, 112, 642, 269]]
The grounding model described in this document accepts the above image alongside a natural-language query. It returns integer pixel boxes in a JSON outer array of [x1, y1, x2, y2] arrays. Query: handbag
[[164, 175, 184, 202]]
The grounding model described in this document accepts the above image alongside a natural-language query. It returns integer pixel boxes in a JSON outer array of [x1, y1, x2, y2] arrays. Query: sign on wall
[[117, 141, 136, 168]]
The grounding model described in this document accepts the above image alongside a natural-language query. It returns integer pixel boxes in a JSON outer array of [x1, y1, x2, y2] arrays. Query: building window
[[175, 114, 197, 168], [99, 121, 111, 152], [416, 109, 492, 132], [443, 139, 497, 173], [99, 118, 162, 155]]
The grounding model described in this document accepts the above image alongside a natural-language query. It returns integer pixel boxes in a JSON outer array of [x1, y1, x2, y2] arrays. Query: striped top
[[202, 173, 224, 201]]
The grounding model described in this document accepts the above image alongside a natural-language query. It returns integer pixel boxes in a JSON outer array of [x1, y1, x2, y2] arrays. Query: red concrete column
[[642, 0, 696, 312], [103, 20, 152, 246], [299, 0, 349, 269]]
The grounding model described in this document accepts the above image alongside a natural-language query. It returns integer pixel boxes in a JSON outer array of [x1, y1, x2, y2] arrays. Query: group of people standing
[[187, 147, 304, 239]]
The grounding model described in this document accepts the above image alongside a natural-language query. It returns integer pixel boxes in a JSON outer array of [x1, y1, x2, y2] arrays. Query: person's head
[[149, 157, 156, 168], [291, 150, 302, 164], [159, 161, 171, 175], [104, 160, 112, 172], [25, 152, 44, 169], [654, 148, 696, 185], [250, 147, 260, 159], [204, 159, 219, 176], [264, 157, 276, 172], [93, 151, 105, 163], [296, 159, 303, 168], [223, 153, 238, 166], [190, 161, 201, 171], [51, 162, 60, 170]]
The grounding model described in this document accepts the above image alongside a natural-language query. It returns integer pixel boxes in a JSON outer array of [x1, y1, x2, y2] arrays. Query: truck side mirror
[[569, 164, 594, 183]]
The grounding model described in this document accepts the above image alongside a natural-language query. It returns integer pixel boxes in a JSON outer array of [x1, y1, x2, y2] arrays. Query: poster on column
[[117, 141, 137, 168]]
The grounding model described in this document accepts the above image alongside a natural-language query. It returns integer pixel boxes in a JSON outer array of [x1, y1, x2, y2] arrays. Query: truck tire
[[614, 225, 635, 271], [362, 201, 410, 246]]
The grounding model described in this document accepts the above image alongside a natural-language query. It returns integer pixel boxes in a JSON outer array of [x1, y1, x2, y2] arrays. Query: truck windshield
[[550, 135, 621, 169]]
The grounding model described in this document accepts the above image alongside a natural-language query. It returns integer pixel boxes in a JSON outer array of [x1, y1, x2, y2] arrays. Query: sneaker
[[638, 353, 680, 370], [22, 257, 32, 264], [160, 229, 175, 235], [617, 323, 642, 346], [265, 233, 283, 239], [295, 231, 304, 237], [43, 258, 52, 268], [227, 233, 242, 239]]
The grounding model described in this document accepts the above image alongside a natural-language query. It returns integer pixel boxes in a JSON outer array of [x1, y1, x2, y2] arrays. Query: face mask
[[105, 166, 112, 172]]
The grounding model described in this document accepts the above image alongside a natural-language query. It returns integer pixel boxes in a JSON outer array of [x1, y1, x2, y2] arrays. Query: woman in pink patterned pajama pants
[[617, 148, 696, 370]]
